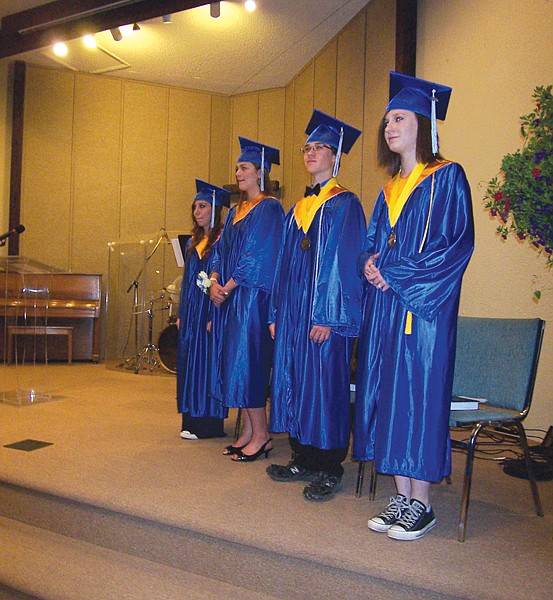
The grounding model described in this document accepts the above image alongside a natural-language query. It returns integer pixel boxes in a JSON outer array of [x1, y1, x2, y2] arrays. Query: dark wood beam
[[8, 62, 26, 256], [0, 0, 209, 59], [395, 0, 417, 75]]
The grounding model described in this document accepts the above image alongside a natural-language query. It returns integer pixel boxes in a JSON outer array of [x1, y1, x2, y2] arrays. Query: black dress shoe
[[232, 439, 273, 462], [222, 443, 246, 456], [266, 462, 318, 482], [303, 472, 342, 501]]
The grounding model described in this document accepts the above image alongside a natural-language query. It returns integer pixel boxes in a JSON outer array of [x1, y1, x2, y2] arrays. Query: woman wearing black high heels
[[210, 137, 284, 462]]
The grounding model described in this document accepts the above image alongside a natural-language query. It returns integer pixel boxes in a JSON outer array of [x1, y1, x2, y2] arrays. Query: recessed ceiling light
[[53, 42, 68, 57], [82, 35, 96, 49], [244, 0, 256, 12]]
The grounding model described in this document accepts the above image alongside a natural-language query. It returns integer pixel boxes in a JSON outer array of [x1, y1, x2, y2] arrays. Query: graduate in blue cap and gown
[[177, 179, 230, 440], [267, 110, 366, 501], [209, 137, 284, 462], [353, 72, 474, 540]]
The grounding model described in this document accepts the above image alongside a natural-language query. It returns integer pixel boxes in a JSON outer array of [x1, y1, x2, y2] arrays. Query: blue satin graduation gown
[[176, 240, 227, 419], [269, 190, 366, 449], [210, 196, 284, 408], [352, 162, 474, 482]]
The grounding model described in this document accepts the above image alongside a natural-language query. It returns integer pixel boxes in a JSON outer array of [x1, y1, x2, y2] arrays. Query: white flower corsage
[[196, 271, 212, 295]]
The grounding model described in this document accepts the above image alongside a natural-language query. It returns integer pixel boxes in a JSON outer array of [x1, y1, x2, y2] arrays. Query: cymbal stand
[[135, 293, 168, 373], [119, 230, 168, 373]]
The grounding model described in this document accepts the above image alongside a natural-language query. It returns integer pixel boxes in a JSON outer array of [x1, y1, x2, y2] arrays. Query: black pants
[[181, 413, 226, 439], [289, 437, 348, 478]]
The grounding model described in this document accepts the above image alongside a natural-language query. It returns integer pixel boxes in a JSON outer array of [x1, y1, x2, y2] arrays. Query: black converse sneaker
[[367, 494, 410, 532], [387, 499, 436, 540]]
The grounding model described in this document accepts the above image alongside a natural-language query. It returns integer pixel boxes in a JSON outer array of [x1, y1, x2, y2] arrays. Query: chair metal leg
[[368, 461, 378, 501], [458, 422, 484, 542], [355, 460, 378, 500], [356, 461, 365, 497], [234, 408, 242, 442], [516, 421, 544, 517]]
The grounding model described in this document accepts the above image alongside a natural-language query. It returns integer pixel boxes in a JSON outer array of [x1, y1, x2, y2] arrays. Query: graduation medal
[[300, 237, 311, 251], [388, 229, 396, 248]]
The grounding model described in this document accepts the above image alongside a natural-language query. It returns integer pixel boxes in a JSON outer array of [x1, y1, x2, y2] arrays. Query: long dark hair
[[237, 162, 274, 203], [186, 203, 223, 259], [377, 113, 444, 176]]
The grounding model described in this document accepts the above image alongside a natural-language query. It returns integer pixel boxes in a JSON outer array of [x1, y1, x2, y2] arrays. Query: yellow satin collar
[[384, 160, 450, 226], [233, 194, 266, 224], [195, 235, 208, 258], [293, 178, 346, 233]]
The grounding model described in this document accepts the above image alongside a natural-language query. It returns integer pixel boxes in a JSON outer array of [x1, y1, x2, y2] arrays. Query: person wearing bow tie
[[266, 110, 366, 501]]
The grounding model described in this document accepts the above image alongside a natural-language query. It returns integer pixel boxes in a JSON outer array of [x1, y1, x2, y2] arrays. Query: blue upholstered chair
[[355, 316, 546, 542], [449, 317, 545, 541]]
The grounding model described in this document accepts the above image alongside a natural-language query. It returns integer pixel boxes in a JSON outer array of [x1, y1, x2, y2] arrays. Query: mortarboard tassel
[[210, 189, 215, 229], [332, 126, 344, 178], [431, 88, 438, 155], [260, 146, 265, 191]]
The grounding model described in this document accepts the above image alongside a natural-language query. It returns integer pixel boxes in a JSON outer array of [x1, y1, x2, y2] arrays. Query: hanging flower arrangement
[[483, 85, 553, 298]]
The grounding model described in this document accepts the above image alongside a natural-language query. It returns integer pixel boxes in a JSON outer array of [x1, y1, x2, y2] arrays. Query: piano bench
[[7, 325, 74, 365]]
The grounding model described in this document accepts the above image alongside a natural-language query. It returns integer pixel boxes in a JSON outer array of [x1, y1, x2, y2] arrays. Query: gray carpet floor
[[1, 363, 552, 599]]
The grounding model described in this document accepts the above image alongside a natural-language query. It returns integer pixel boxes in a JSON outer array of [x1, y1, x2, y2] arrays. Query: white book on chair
[[451, 396, 487, 410]]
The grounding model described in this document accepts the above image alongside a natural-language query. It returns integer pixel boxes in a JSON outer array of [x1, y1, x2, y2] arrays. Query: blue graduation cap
[[237, 137, 280, 191], [305, 109, 362, 177], [195, 179, 230, 228], [386, 71, 452, 154]]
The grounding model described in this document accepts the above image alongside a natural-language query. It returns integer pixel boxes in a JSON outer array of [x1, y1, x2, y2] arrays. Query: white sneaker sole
[[367, 519, 392, 532], [387, 518, 436, 541]]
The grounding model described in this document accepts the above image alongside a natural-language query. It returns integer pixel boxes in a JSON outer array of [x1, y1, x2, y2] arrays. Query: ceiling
[[0, 0, 372, 95]]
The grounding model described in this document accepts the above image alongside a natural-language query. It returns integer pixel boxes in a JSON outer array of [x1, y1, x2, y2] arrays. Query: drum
[[165, 276, 182, 324], [158, 324, 178, 374]]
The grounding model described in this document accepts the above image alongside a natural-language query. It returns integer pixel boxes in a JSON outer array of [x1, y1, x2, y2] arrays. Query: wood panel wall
[[15, 0, 397, 357]]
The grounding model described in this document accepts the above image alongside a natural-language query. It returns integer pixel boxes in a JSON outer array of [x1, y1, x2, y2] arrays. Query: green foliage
[[484, 85, 553, 268]]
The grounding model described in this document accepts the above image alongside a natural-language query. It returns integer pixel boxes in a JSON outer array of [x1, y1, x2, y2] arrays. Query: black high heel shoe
[[222, 443, 247, 456], [231, 438, 273, 462]]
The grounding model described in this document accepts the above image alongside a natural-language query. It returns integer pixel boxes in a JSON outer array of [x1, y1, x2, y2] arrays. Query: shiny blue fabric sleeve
[[311, 192, 366, 335]]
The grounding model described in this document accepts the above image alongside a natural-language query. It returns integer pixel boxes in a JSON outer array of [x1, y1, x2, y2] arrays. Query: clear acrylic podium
[[1, 256, 68, 405]]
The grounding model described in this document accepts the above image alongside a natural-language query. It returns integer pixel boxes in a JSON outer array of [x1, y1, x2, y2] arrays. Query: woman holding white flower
[[209, 137, 284, 462], [176, 180, 230, 440]]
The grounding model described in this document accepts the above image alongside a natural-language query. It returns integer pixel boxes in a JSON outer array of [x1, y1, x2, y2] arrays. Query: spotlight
[[162, 14, 172, 24], [132, 23, 140, 31], [244, 0, 256, 12], [110, 27, 122, 41], [210, 2, 221, 18], [53, 42, 68, 57]]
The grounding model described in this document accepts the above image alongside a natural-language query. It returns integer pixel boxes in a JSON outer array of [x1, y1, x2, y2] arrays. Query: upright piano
[[0, 260, 102, 362]]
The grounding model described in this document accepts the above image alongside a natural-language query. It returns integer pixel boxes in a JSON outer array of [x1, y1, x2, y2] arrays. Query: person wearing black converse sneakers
[[353, 73, 474, 539], [267, 111, 365, 501]]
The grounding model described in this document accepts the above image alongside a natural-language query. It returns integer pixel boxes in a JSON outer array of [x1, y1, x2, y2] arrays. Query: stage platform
[[1, 364, 552, 599]]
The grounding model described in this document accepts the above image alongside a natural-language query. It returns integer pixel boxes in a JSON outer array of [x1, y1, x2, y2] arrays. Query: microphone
[[0, 224, 25, 244]]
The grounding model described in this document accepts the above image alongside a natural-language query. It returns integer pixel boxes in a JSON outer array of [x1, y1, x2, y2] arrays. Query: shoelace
[[313, 472, 338, 487], [396, 502, 425, 528], [380, 496, 409, 520]]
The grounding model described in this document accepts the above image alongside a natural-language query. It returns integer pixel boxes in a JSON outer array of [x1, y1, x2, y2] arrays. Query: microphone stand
[[119, 230, 169, 373]]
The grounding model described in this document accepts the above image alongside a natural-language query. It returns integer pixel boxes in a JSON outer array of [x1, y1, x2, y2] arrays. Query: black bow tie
[[305, 183, 321, 197]]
